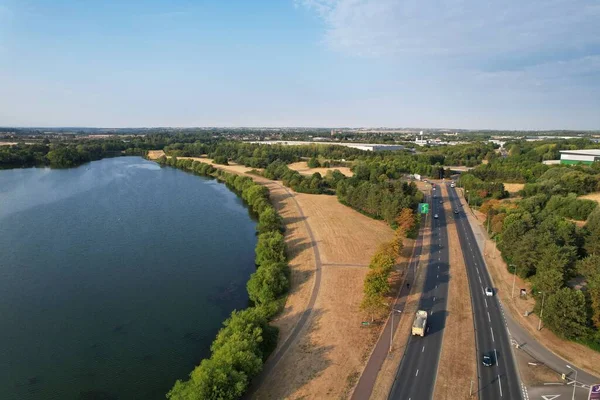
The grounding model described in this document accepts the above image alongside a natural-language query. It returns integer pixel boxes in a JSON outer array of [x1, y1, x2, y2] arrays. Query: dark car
[[482, 353, 493, 367]]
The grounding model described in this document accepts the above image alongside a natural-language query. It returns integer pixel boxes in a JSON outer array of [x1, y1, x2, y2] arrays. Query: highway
[[447, 185, 522, 400], [389, 186, 450, 400]]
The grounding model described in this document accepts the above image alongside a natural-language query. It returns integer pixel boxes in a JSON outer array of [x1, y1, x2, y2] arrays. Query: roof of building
[[559, 149, 600, 156]]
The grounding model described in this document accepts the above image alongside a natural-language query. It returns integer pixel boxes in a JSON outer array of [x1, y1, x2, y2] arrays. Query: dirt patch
[[579, 192, 600, 204], [288, 161, 354, 177], [515, 347, 563, 386], [0, 142, 18, 146], [503, 183, 525, 193], [461, 195, 600, 378], [433, 184, 477, 399]]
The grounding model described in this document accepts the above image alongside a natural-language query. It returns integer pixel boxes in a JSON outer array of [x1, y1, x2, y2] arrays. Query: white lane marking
[[488, 312, 491, 322], [478, 276, 482, 283], [415, 369, 419, 376], [495, 349, 499, 367], [485, 299, 488, 308], [433, 296, 436, 301], [437, 274, 439, 278], [498, 375, 503, 397], [490, 328, 495, 342], [422, 346, 425, 352]]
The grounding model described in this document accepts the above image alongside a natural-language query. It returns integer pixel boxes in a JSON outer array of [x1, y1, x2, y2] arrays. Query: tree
[[360, 292, 388, 322], [247, 262, 289, 305], [307, 157, 320, 168], [257, 207, 283, 234], [584, 208, 600, 256], [543, 288, 588, 340], [255, 231, 286, 266]]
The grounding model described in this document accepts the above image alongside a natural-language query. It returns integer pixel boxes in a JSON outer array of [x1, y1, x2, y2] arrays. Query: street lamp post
[[389, 309, 402, 353], [566, 365, 578, 400], [538, 291, 546, 331], [511, 264, 518, 299]]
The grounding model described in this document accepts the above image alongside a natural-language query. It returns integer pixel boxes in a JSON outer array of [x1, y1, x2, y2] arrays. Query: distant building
[[559, 149, 600, 165], [245, 140, 404, 152]]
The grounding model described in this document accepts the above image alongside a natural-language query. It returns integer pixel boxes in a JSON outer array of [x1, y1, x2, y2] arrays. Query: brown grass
[[503, 183, 525, 193], [0, 142, 18, 146], [433, 184, 477, 399], [146, 150, 165, 159], [461, 196, 600, 378], [579, 192, 600, 204], [288, 161, 354, 177], [369, 219, 433, 400], [253, 194, 395, 399]]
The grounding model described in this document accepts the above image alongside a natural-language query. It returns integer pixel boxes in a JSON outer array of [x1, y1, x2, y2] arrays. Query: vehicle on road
[[482, 353, 493, 367], [412, 310, 428, 337], [485, 287, 493, 297], [434, 214, 439, 219], [454, 209, 459, 214], [450, 182, 455, 188], [440, 200, 443, 204]]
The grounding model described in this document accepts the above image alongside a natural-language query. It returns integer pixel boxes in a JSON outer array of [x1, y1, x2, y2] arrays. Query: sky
[[0, 0, 599, 130]]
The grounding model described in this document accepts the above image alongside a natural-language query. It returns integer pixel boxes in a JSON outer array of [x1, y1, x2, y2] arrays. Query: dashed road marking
[[415, 369, 419, 376]]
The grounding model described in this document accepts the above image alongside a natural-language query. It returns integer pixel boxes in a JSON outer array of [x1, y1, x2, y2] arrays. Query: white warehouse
[[559, 149, 600, 165]]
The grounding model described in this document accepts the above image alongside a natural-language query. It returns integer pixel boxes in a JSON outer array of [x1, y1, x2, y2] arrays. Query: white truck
[[411, 310, 428, 337]]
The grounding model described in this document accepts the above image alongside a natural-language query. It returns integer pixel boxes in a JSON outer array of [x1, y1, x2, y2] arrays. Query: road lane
[[388, 188, 450, 399], [447, 186, 522, 400]]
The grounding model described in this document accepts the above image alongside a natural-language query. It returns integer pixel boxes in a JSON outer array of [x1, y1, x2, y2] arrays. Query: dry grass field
[[253, 193, 395, 399], [433, 184, 477, 399], [503, 183, 525, 193], [288, 161, 354, 177]]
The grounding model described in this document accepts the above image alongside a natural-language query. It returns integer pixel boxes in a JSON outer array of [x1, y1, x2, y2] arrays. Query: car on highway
[[450, 182, 456, 188], [485, 287, 494, 296], [454, 209, 459, 214], [434, 214, 439, 219], [482, 353, 493, 367], [439, 200, 443, 204]]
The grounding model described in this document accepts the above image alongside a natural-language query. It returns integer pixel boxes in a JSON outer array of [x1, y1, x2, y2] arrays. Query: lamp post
[[511, 264, 518, 299], [566, 364, 577, 400], [538, 291, 546, 331], [389, 309, 402, 353]]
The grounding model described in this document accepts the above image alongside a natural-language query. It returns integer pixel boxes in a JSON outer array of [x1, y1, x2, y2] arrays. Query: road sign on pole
[[419, 203, 429, 214], [589, 383, 600, 399]]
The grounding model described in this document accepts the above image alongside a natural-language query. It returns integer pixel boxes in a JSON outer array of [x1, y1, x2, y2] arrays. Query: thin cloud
[[297, 0, 600, 60]]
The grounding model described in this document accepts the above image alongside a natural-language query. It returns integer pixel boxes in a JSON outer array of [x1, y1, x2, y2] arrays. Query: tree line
[[156, 156, 290, 399], [479, 171, 600, 349], [361, 209, 416, 320]]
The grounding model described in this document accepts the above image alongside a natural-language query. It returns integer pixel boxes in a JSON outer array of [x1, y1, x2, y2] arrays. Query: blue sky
[[0, 0, 598, 129]]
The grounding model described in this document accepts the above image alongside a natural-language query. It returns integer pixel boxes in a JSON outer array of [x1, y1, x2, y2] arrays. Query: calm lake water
[[0, 157, 257, 400]]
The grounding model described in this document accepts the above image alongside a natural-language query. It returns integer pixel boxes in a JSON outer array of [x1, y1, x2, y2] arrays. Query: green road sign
[[419, 203, 429, 214]]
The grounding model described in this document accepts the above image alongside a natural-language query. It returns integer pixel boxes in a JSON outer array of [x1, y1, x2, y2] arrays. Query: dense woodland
[[469, 141, 600, 349]]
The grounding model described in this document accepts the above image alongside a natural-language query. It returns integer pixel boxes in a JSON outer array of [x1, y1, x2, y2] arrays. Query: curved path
[[246, 181, 323, 396]]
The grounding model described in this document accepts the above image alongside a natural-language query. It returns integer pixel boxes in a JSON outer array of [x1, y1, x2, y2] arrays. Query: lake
[[0, 157, 257, 400]]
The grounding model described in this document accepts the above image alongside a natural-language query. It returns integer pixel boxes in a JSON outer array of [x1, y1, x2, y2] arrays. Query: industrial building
[[246, 140, 404, 152], [559, 149, 600, 165]]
